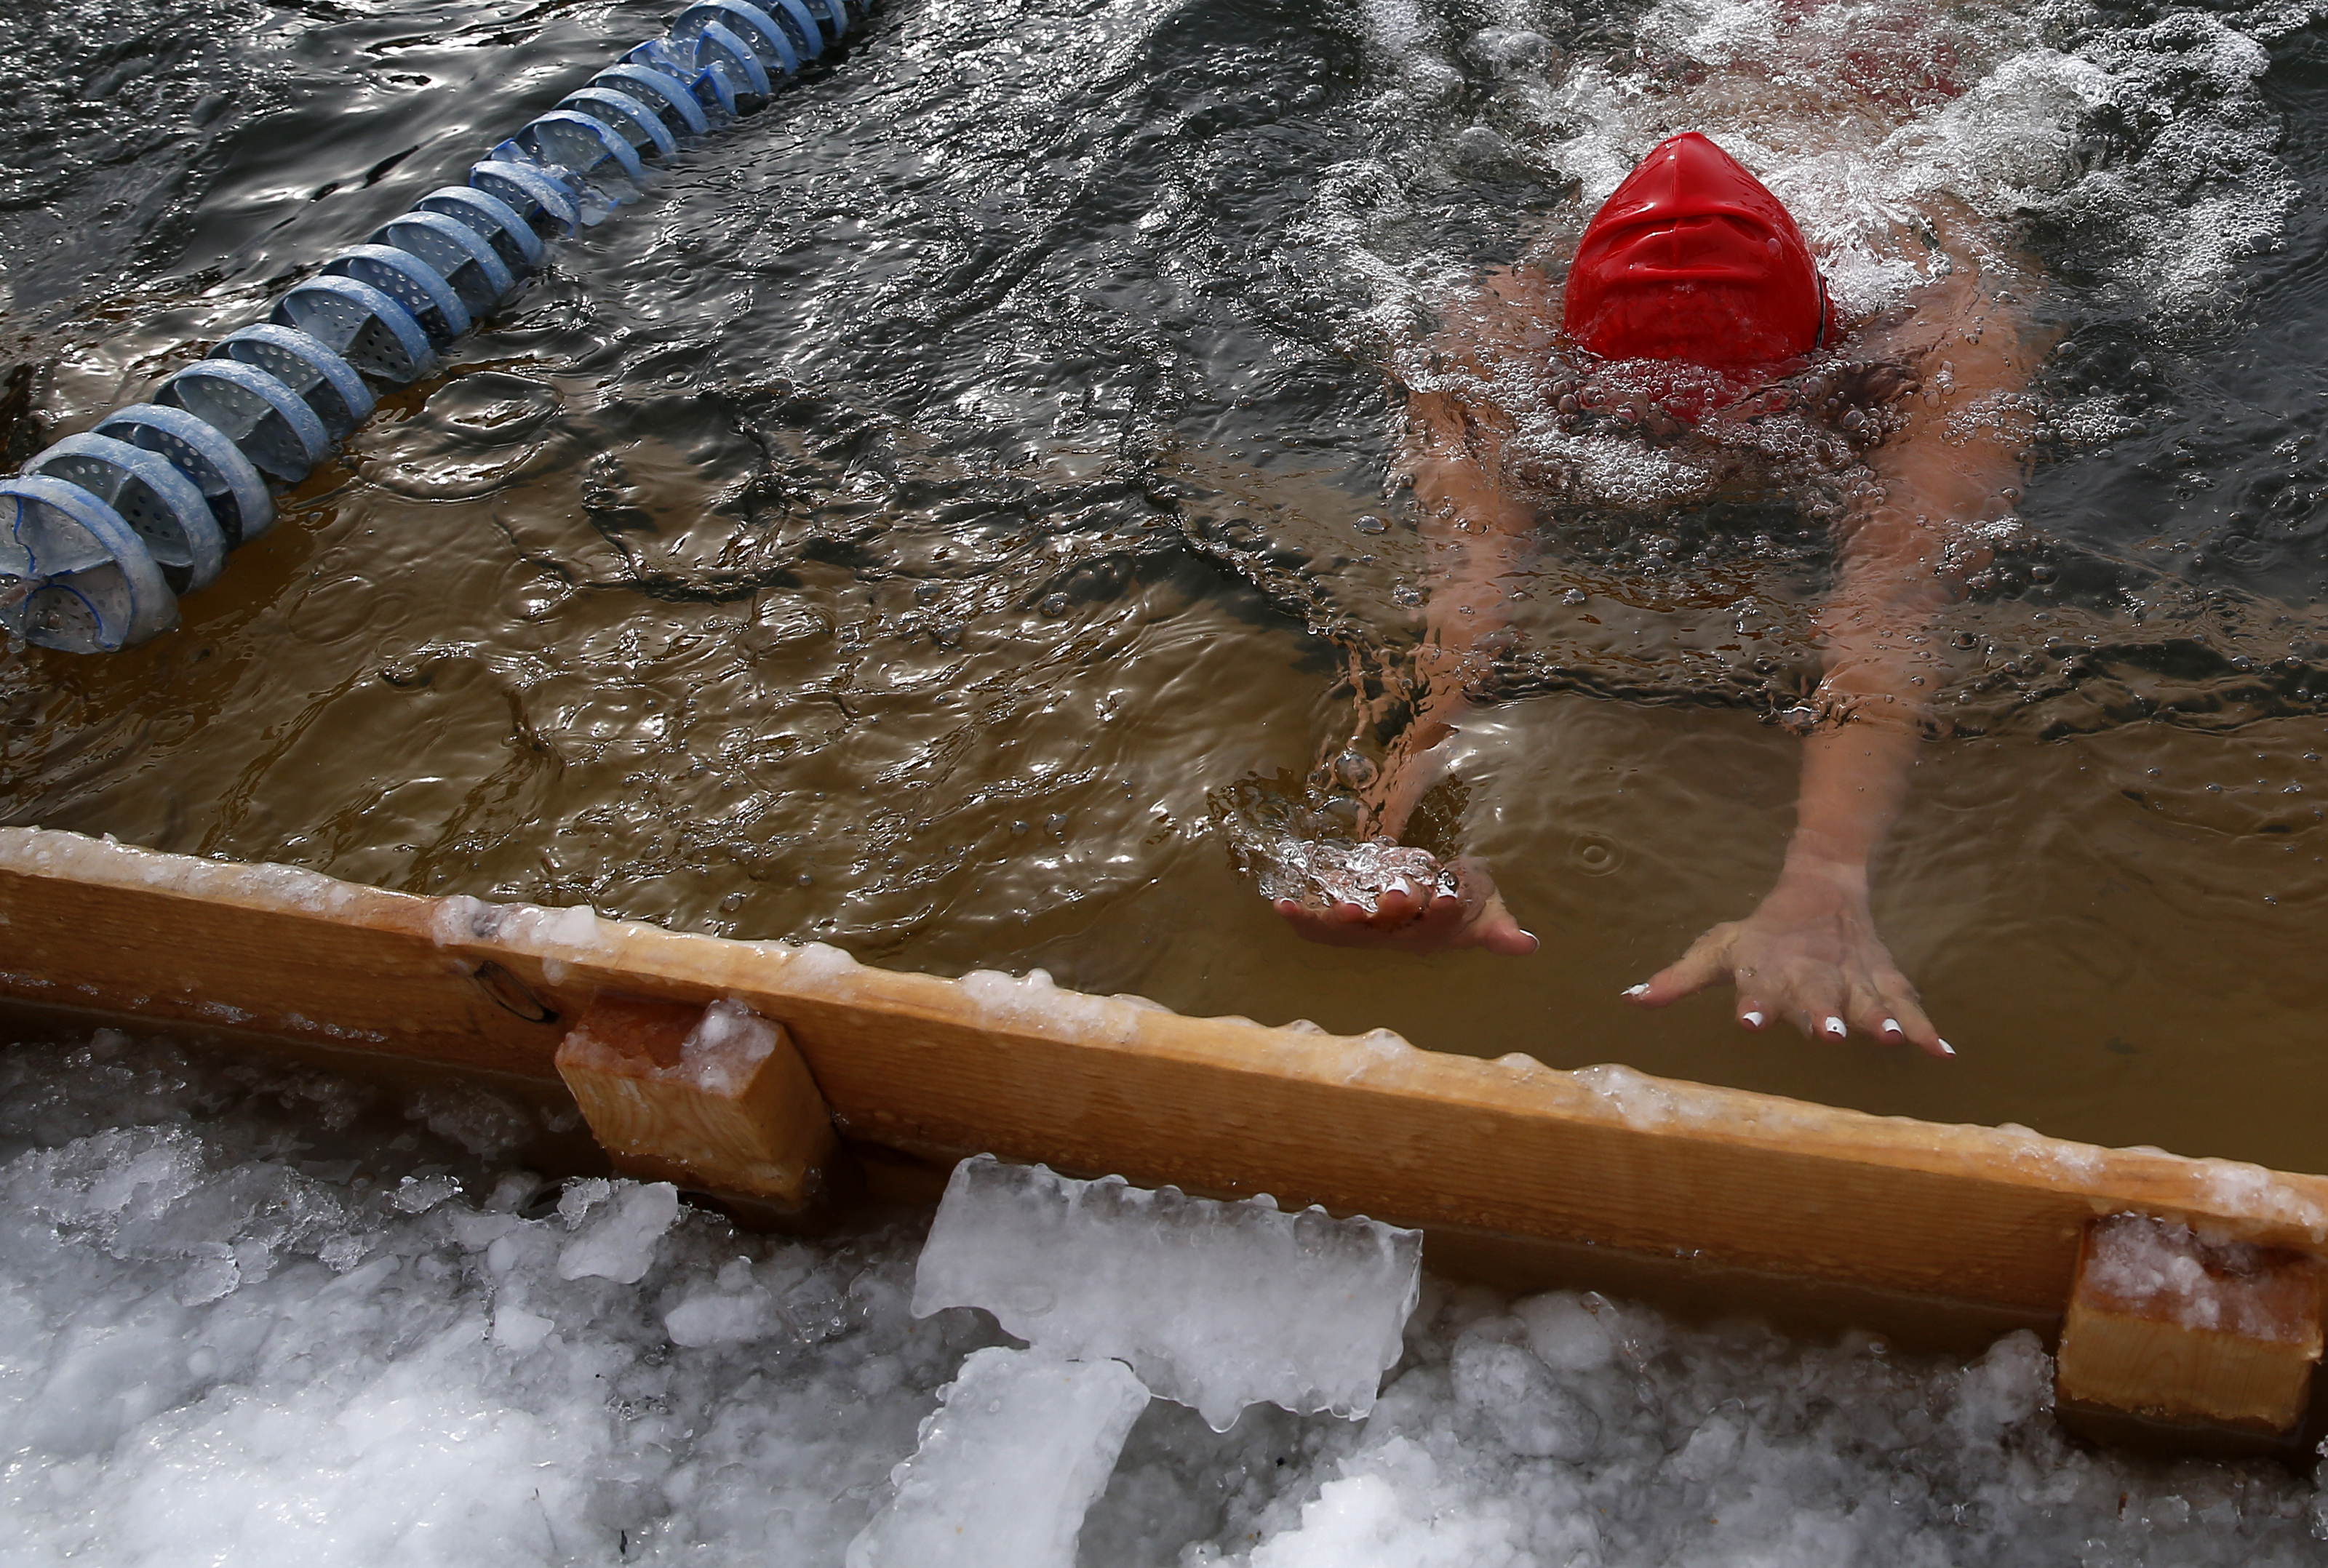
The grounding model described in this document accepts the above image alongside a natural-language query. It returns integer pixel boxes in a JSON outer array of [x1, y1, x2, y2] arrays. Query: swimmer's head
[[1562, 132, 1830, 376]]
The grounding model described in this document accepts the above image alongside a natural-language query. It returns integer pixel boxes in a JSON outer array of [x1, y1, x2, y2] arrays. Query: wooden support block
[[2056, 1213, 2324, 1436], [555, 993, 845, 1212]]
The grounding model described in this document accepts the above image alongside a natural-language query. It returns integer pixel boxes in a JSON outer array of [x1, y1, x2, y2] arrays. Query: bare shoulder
[[1427, 264, 1563, 377]]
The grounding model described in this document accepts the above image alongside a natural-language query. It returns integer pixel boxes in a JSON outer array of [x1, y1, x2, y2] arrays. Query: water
[[7, 0, 2328, 1165]]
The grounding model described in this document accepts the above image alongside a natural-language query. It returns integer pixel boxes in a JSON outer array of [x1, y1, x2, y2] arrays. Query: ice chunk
[[490, 1304, 556, 1353], [845, 1347, 1149, 1568], [1243, 833, 1451, 915], [663, 1288, 776, 1348], [1450, 1335, 1598, 1460], [912, 1156, 1422, 1431], [678, 1000, 782, 1093], [1247, 1439, 1528, 1568], [404, 1083, 533, 1160], [555, 1181, 679, 1284]]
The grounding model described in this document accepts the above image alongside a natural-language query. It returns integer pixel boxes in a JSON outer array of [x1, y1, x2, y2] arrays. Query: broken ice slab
[[845, 1346, 1149, 1568], [912, 1155, 1422, 1431]]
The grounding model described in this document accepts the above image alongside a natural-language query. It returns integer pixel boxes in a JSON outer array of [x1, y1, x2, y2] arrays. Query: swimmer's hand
[[1622, 868, 1952, 1057], [1274, 855, 1539, 956]]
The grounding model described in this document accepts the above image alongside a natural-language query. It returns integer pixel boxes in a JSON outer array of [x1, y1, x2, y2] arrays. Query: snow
[[913, 1155, 1422, 1431], [848, 1347, 1150, 1568], [3, 1025, 2327, 1567]]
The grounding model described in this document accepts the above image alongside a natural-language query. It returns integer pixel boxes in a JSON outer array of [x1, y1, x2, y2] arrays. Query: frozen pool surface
[[1, 1027, 2324, 1566]]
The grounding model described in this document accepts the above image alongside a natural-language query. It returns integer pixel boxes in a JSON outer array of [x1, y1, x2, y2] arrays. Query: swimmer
[[1274, 129, 2042, 1059]]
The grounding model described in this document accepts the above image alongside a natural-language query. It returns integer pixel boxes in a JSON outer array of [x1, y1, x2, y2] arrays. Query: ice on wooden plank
[[845, 1346, 1149, 1568], [556, 998, 783, 1096], [956, 967, 1150, 1044], [912, 1155, 1422, 1431], [2080, 1212, 2316, 1339]]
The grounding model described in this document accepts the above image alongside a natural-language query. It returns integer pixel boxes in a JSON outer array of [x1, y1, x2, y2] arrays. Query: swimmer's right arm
[[1272, 270, 1545, 956]]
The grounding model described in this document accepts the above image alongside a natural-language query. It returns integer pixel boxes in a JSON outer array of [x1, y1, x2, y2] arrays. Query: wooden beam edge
[[4, 825, 2325, 1263]]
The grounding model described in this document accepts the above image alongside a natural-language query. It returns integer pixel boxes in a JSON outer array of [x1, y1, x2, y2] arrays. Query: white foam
[[912, 1156, 1422, 1431]]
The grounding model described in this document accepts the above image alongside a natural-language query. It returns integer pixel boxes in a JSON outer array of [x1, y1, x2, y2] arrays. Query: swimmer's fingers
[[1626, 922, 1739, 1007], [1791, 984, 1851, 1044], [1374, 884, 1425, 926], [1854, 980, 1950, 1060], [1324, 892, 1416, 932], [1730, 959, 1843, 1043], [1442, 857, 1538, 956], [1835, 959, 1952, 1059], [1270, 859, 1534, 956]]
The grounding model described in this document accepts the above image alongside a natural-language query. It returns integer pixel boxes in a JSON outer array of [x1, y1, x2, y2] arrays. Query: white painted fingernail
[[1881, 1017, 1902, 1037], [1742, 1010, 1764, 1028], [1823, 1015, 1846, 1038], [1622, 984, 1649, 999], [1937, 1039, 1957, 1057]]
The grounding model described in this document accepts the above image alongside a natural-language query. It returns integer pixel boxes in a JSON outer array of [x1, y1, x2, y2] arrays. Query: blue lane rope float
[[0, 0, 869, 655]]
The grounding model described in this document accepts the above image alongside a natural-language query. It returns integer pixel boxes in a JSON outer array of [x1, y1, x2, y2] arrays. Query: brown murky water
[[7, 0, 2328, 1170]]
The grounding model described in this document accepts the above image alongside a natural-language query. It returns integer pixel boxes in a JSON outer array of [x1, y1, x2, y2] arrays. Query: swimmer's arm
[[1358, 383, 1542, 841], [1274, 271, 1544, 955], [1633, 247, 2041, 1049]]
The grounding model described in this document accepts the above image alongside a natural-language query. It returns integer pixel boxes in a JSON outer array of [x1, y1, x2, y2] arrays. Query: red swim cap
[[1561, 132, 1828, 375]]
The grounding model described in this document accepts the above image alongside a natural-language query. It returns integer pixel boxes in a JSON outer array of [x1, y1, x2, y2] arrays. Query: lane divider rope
[[1, 0, 865, 654]]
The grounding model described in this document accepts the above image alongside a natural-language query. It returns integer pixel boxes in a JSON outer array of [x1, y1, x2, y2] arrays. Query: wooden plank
[[555, 993, 845, 1210], [2056, 1214, 2324, 1433], [4, 825, 2327, 1319]]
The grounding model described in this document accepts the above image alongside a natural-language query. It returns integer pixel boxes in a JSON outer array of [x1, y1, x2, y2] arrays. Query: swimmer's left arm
[[1628, 236, 2043, 1053]]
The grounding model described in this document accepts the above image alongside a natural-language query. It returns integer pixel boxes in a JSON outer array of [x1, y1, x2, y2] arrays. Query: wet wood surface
[[5, 825, 2328, 1325]]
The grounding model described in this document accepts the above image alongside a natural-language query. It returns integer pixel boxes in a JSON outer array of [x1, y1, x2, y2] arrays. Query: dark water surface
[[7, 0, 2328, 1169]]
